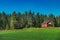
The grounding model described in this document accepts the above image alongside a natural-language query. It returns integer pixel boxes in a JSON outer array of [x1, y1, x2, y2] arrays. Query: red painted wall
[[42, 24, 47, 28]]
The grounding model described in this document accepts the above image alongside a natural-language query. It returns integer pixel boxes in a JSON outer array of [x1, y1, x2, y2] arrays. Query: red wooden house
[[41, 20, 54, 28]]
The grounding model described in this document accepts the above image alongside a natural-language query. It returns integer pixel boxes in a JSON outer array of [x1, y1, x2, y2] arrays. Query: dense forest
[[0, 10, 60, 30]]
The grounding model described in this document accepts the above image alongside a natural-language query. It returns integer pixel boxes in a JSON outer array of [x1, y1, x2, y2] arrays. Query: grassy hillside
[[0, 28, 60, 40]]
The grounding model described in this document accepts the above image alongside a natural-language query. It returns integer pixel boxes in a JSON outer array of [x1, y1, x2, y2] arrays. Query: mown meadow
[[0, 28, 60, 40]]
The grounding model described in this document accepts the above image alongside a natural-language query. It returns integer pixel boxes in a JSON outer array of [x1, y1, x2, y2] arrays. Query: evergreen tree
[[48, 14, 57, 27], [10, 11, 17, 30], [27, 10, 34, 28], [35, 12, 41, 27], [56, 16, 60, 27], [0, 12, 7, 30]]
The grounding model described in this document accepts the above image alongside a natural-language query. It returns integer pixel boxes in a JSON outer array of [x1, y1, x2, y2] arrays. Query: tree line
[[0, 10, 60, 30]]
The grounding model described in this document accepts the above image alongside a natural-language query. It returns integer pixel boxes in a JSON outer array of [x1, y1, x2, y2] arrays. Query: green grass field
[[0, 28, 60, 40]]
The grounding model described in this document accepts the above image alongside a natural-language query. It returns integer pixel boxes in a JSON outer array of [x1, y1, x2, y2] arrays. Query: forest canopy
[[0, 10, 60, 30]]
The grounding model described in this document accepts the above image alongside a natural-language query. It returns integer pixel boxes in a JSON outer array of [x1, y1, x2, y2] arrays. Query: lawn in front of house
[[0, 28, 60, 40]]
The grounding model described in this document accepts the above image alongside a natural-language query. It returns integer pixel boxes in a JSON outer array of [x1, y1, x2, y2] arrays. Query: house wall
[[41, 24, 47, 28]]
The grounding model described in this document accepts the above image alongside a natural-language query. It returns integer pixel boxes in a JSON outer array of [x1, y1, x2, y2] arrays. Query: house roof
[[42, 20, 52, 24]]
